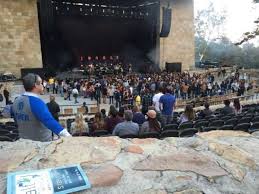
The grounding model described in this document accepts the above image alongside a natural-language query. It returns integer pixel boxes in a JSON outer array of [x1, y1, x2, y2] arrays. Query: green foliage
[[195, 1, 226, 61], [196, 36, 259, 68]]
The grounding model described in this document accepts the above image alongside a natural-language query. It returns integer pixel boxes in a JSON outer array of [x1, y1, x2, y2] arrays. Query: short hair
[[101, 109, 106, 114], [124, 110, 133, 121], [224, 99, 231, 106], [132, 105, 140, 112], [50, 95, 55, 101], [165, 86, 171, 94], [23, 73, 40, 92]]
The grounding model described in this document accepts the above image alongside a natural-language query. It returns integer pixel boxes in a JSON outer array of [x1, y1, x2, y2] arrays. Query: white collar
[[23, 92, 40, 98]]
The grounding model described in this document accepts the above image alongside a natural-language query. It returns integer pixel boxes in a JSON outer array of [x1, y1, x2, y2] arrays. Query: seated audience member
[[233, 98, 242, 115], [113, 110, 139, 136], [148, 106, 162, 124], [178, 105, 195, 124], [105, 106, 123, 133], [221, 99, 235, 115], [82, 102, 89, 114], [70, 113, 89, 136], [132, 105, 145, 125], [101, 108, 107, 119], [199, 102, 213, 118], [92, 112, 106, 131], [140, 110, 161, 133]]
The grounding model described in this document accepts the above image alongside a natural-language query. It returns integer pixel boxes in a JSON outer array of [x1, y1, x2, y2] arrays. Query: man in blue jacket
[[159, 87, 176, 127], [12, 73, 71, 142]]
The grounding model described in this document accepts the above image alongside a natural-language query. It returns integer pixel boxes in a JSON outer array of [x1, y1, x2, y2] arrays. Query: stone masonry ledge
[[1, 131, 259, 194]]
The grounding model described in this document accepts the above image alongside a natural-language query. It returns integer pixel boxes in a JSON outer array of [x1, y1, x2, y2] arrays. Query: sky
[[194, 0, 259, 44]]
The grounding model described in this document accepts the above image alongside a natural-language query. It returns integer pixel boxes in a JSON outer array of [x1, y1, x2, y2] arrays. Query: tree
[[235, 0, 259, 45], [195, 1, 226, 61]]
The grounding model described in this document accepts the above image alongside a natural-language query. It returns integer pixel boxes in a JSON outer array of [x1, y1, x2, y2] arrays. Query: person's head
[[165, 86, 171, 94], [132, 105, 140, 113], [83, 102, 86, 106], [101, 109, 106, 116], [94, 112, 102, 121], [146, 110, 156, 120], [75, 113, 84, 123], [124, 110, 133, 121], [204, 102, 210, 109], [23, 73, 43, 94], [49, 95, 55, 102], [109, 107, 118, 117], [224, 99, 231, 107]]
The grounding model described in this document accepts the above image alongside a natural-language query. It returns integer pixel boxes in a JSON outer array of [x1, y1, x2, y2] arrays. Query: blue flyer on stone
[[7, 164, 91, 194]]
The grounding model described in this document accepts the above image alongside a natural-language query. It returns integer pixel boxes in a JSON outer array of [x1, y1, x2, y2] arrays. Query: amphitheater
[[1, 0, 259, 194]]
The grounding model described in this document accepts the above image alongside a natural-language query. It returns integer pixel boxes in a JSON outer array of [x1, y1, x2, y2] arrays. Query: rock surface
[[1, 130, 259, 194]]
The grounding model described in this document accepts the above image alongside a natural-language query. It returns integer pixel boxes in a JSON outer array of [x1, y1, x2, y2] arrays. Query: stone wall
[[1, 131, 259, 194], [0, 0, 42, 77], [159, 0, 195, 71]]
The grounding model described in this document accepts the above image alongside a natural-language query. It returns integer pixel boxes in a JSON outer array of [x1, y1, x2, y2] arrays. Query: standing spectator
[[46, 82, 50, 93], [48, 77, 54, 93], [140, 110, 161, 133], [102, 85, 108, 104], [0, 84, 3, 103], [72, 87, 79, 104], [70, 113, 89, 136], [46, 95, 60, 122], [60, 80, 65, 97], [141, 90, 152, 114], [159, 87, 176, 127], [47, 95, 61, 140], [237, 81, 245, 96], [65, 85, 72, 101], [95, 83, 101, 104], [43, 80, 47, 94], [152, 88, 163, 113], [233, 98, 242, 115], [11, 73, 71, 142], [53, 80, 58, 94], [108, 85, 114, 104], [135, 94, 141, 107], [181, 82, 189, 99], [114, 89, 122, 108], [3, 85, 10, 105]]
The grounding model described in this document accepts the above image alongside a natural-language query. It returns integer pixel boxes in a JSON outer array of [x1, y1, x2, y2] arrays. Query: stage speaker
[[165, 63, 182, 72], [160, 7, 172, 37]]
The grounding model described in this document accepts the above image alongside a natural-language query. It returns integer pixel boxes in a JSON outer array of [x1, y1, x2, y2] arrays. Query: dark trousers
[[109, 96, 114, 104]]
